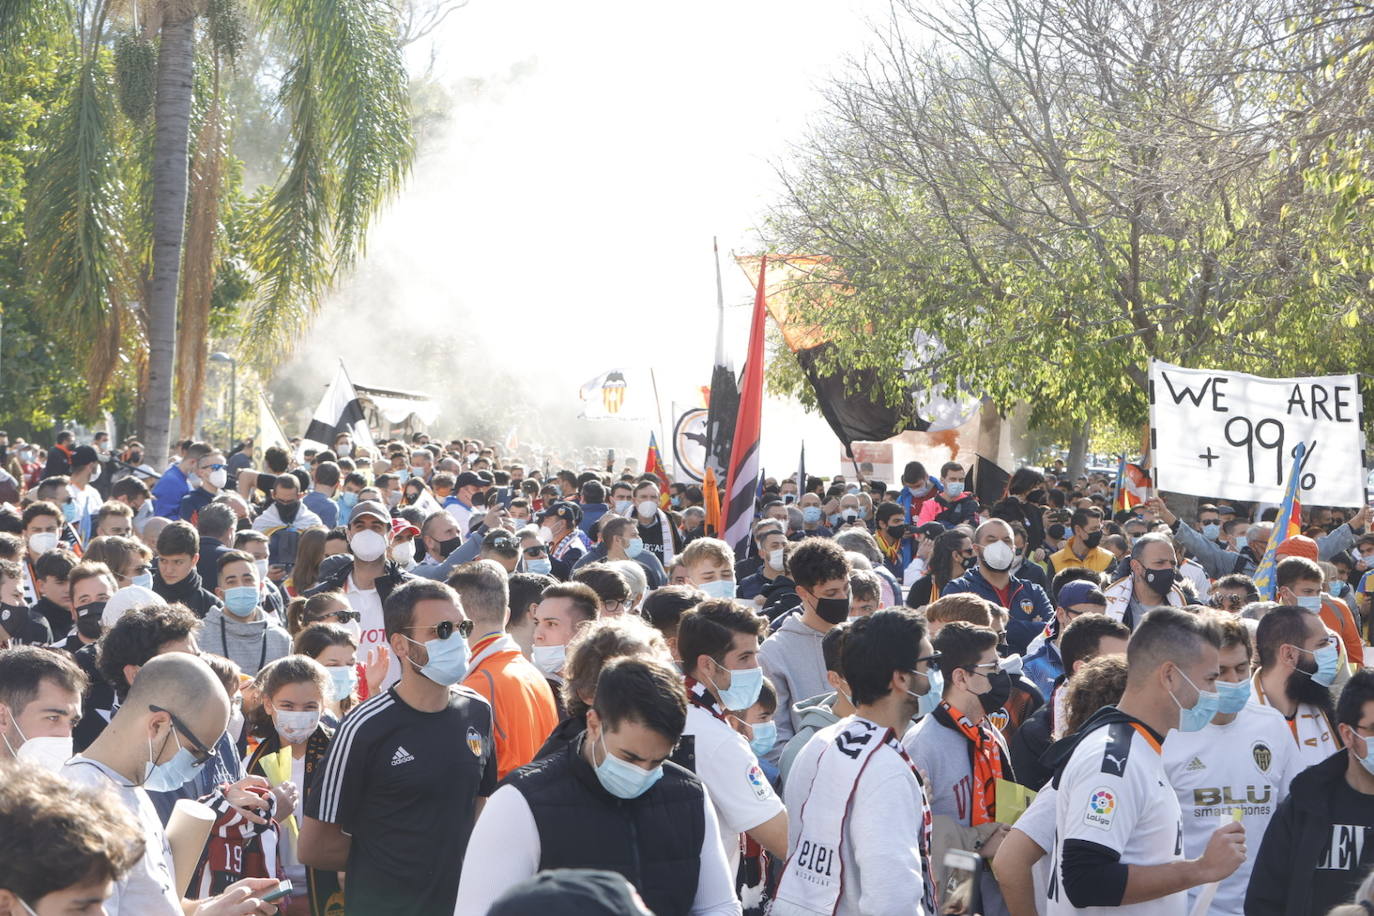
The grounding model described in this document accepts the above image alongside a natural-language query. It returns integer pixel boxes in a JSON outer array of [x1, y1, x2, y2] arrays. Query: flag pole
[[649, 367, 669, 473]]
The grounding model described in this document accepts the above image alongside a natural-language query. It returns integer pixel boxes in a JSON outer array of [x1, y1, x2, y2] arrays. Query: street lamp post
[[209, 352, 237, 444]]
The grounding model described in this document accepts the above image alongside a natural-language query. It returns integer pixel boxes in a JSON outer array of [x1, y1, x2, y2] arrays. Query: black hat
[[539, 500, 582, 526], [454, 471, 486, 490], [487, 870, 651, 916]]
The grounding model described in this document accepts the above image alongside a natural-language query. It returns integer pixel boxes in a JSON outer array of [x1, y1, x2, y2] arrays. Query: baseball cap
[[538, 500, 582, 526], [390, 517, 420, 539], [101, 585, 163, 628], [348, 500, 391, 526], [1057, 580, 1107, 610], [454, 472, 486, 490]]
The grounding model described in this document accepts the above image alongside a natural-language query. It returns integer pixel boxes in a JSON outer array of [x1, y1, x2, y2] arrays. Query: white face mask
[[16, 735, 73, 774], [274, 709, 321, 745], [636, 500, 657, 519], [255, 558, 270, 582], [392, 540, 416, 566], [537, 525, 554, 544], [350, 529, 388, 563], [187, 472, 202, 488], [27, 531, 58, 555], [532, 644, 566, 676], [89, 464, 102, 482], [767, 548, 785, 570], [207, 468, 228, 489]]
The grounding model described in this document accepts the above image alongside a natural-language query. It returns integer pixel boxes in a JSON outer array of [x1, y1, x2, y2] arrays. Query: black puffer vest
[[507, 733, 706, 916]]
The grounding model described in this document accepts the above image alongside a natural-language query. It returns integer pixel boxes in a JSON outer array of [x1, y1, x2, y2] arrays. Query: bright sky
[[296, 0, 893, 479]]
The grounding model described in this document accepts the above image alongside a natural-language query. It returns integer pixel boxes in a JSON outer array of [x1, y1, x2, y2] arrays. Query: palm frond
[[25, 56, 121, 343], [0, 0, 64, 50]]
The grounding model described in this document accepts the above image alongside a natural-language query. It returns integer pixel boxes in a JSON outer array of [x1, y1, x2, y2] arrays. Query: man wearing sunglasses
[[177, 448, 229, 527], [302, 579, 496, 915], [64, 653, 283, 915]]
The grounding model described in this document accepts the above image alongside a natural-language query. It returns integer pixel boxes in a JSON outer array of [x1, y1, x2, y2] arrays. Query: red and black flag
[[723, 256, 768, 557]]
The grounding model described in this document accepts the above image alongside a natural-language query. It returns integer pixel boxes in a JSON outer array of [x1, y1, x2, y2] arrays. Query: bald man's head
[[124, 653, 228, 749]]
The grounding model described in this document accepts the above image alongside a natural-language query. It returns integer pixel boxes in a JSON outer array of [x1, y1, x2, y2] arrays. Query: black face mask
[[886, 525, 906, 541], [1083, 530, 1103, 549], [979, 669, 1013, 716], [1027, 489, 1047, 505], [436, 536, 462, 559], [75, 601, 105, 639], [813, 595, 851, 625], [1142, 567, 1177, 596]]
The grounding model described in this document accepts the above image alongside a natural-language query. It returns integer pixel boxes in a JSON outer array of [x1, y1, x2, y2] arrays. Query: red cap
[[390, 517, 420, 539], [1275, 535, 1319, 561]]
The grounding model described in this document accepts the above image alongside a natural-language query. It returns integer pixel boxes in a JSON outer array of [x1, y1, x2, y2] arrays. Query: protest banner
[[1148, 360, 1366, 506]]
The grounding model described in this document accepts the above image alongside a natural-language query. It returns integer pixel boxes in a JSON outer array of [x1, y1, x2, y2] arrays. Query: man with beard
[[251, 473, 323, 536], [1252, 603, 1341, 769]]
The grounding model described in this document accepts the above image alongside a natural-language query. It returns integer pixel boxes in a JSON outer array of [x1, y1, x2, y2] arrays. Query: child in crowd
[[292, 621, 360, 725]]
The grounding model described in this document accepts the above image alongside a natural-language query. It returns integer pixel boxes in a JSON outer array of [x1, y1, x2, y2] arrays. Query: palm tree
[[1, 0, 413, 459]]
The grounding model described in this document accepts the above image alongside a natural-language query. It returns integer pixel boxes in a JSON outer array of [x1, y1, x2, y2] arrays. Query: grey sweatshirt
[[778, 692, 841, 785], [759, 614, 831, 763], [199, 606, 292, 676]]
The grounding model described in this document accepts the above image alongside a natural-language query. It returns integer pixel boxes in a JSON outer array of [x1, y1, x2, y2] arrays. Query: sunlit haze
[[278, 0, 893, 479]]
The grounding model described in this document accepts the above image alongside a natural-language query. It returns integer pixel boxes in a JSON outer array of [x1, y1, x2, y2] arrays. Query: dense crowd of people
[[3, 429, 1374, 915]]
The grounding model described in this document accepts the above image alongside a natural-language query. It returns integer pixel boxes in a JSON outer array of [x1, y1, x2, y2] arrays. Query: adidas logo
[[1185, 756, 1206, 771], [391, 746, 415, 766]]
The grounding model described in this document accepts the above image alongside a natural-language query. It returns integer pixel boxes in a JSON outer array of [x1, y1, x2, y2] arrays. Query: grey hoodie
[[759, 614, 831, 763], [779, 692, 842, 785], [199, 606, 292, 675]]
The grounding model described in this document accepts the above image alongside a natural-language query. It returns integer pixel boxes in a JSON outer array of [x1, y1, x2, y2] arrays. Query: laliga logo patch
[[746, 763, 771, 800], [1251, 741, 1272, 773], [466, 726, 483, 757], [1084, 787, 1116, 830]]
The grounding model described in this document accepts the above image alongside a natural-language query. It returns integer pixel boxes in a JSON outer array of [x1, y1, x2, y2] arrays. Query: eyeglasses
[[966, 660, 1000, 676], [523, 546, 548, 558], [602, 599, 627, 614], [148, 704, 217, 767], [201, 463, 227, 472], [913, 652, 943, 670], [1210, 594, 1247, 609], [316, 609, 360, 625], [403, 619, 474, 641]]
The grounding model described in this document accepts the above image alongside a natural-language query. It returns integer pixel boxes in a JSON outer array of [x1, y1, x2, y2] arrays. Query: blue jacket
[[303, 490, 339, 528], [941, 566, 1054, 655], [151, 465, 192, 518], [578, 503, 610, 537], [1022, 640, 1062, 699]]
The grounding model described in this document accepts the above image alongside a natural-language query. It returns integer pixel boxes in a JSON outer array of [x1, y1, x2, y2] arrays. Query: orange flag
[[704, 466, 722, 537]]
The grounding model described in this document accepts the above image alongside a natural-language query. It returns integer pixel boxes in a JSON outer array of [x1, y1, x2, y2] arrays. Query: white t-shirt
[[1014, 784, 1057, 915], [280, 752, 308, 887], [345, 575, 399, 690], [1161, 704, 1299, 915], [452, 783, 740, 915], [61, 756, 182, 915], [682, 703, 785, 875], [1049, 719, 1186, 916], [1249, 676, 1338, 770]]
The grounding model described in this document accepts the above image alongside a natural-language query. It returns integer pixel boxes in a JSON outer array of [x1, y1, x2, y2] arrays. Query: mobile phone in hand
[[261, 879, 293, 903]]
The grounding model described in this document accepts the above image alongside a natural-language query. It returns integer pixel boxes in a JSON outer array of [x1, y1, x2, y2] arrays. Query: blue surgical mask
[[802, 506, 822, 524], [61, 501, 79, 523], [749, 720, 777, 757], [338, 491, 359, 511], [908, 667, 944, 718], [671, 496, 682, 509], [222, 586, 259, 618], [625, 537, 645, 559], [614, 500, 632, 515], [1297, 642, 1340, 687], [827, 513, 841, 526], [329, 666, 359, 702], [404, 632, 470, 686], [1354, 732, 1374, 777], [710, 663, 763, 711], [945, 481, 965, 498], [699, 579, 737, 601], [526, 557, 552, 576], [1215, 678, 1251, 715], [1295, 594, 1323, 614], [1169, 668, 1220, 732], [593, 729, 662, 799], [132, 571, 154, 591], [143, 729, 203, 792], [1201, 523, 1221, 540]]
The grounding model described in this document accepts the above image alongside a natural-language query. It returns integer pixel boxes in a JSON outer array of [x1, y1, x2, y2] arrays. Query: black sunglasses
[[404, 619, 474, 640], [149, 704, 217, 767], [523, 546, 548, 557], [315, 609, 360, 624]]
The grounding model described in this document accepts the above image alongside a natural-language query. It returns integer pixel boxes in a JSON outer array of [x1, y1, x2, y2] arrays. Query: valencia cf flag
[[724, 256, 768, 558], [303, 363, 375, 453]]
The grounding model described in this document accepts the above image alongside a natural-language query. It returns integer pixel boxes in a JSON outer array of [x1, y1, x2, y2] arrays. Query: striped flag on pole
[[1252, 441, 1306, 600], [724, 255, 768, 557], [303, 362, 375, 453]]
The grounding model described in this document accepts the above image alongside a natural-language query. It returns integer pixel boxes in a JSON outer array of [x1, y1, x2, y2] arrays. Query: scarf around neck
[[933, 700, 1003, 826]]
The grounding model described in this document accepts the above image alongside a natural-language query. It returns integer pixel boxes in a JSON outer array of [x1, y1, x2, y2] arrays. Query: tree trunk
[[1068, 422, 1091, 478], [143, 14, 196, 466]]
